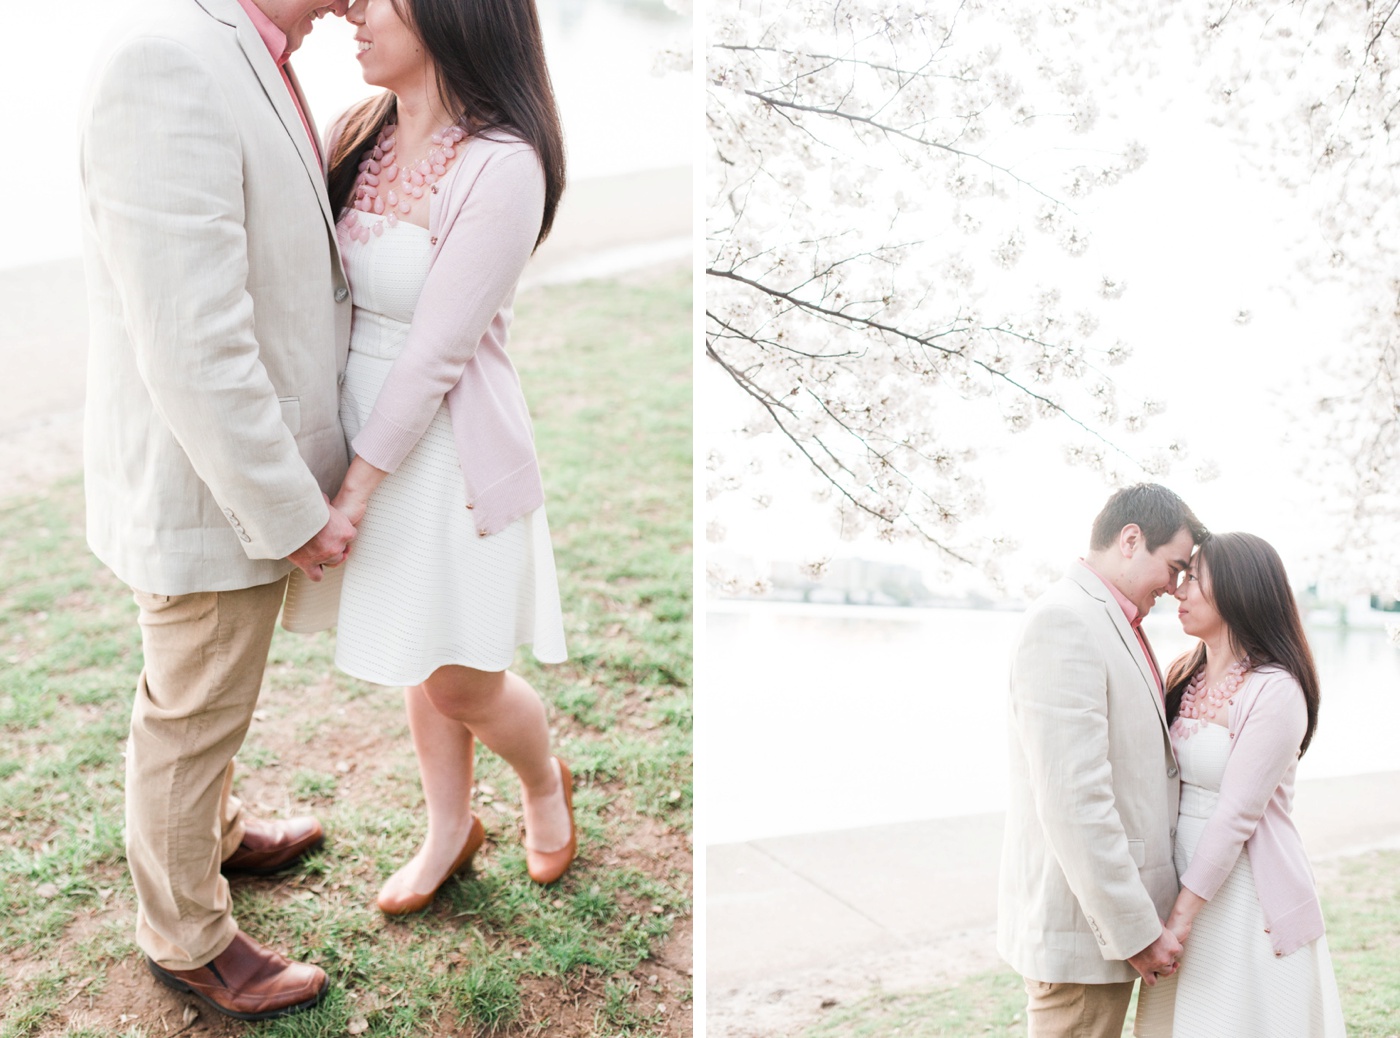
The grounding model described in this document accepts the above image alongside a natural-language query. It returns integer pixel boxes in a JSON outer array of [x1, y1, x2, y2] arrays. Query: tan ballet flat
[[377, 813, 485, 916], [526, 758, 577, 885]]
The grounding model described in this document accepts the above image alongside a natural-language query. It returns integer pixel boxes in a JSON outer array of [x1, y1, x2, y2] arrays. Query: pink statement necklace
[[338, 120, 468, 244], [1173, 654, 1251, 740]]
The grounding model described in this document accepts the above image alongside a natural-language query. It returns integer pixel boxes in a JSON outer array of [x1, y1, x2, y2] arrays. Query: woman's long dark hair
[[327, 0, 566, 249], [1164, 532, 1320, 756]]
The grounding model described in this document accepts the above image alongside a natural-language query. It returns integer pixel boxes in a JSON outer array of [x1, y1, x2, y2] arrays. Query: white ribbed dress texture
[[282, 212, 568, 684], [1134, 724, 1346, 1037]]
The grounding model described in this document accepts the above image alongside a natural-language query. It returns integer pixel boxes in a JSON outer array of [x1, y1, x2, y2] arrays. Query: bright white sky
[[705, 37, 1344, 598]]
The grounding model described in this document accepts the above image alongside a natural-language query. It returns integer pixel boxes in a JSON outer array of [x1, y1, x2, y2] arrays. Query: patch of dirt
[[19, 651, 692, 1038], [705, 928, 1001, 1038], [0, 409, 84, 506]]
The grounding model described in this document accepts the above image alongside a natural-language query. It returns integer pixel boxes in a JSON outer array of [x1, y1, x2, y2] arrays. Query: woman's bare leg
[[377, 684, 478, 902], [420, 665, 571, 853]]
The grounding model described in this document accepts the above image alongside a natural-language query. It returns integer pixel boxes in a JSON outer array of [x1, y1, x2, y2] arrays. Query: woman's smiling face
[[347, 0, 431, 93]]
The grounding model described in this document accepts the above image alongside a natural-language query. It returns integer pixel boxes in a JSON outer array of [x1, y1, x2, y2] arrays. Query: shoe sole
[[146, 958, 330, 1022], [221, 835, 326, 877]]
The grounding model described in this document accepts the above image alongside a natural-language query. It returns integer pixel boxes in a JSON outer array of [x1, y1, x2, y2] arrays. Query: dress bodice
[[339, 213, 431, 360], [1174, 722, 1231, 820]]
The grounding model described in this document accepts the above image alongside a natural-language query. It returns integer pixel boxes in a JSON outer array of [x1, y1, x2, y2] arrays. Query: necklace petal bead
[[337, 120, 468, 246], [1172, 655, 1251, 741]]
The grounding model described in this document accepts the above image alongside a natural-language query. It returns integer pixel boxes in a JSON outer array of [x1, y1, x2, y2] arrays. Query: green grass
[[0, 266, 691, 1037], [799, 849, 1400, 1038]]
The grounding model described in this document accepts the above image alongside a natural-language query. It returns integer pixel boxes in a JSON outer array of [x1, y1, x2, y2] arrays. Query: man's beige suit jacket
[[997, 562, 1181, 984], [80, 0, 351, 595]]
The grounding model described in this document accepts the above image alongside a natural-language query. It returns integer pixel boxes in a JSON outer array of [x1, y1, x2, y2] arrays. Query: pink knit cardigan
[[341, 128, 547, 536], [1179, 665, 1326, 957]]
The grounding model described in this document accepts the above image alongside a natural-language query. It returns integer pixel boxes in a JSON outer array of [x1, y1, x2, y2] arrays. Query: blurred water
[[703, 601, 1400, 844], [4, 0, 689, 270]]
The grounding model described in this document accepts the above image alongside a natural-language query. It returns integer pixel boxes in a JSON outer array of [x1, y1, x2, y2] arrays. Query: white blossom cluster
[[706, 0, 1171, 585], [654, 0, 693, 73], [1192, 0, 1400, 598]]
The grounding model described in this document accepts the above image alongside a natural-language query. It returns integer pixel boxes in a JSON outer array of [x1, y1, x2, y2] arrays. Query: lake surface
[[5, 0, 689, 270], [703, 600, 1400, 845]]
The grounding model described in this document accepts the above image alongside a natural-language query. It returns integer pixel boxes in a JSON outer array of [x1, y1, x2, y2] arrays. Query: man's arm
[[81, 35, 330, 560], [1010, 604, 1165, 963]]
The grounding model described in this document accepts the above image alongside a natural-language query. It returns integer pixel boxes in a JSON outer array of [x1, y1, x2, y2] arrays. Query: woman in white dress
[[283, 0, 575, 914], [1135, 533, 1346, 1036]]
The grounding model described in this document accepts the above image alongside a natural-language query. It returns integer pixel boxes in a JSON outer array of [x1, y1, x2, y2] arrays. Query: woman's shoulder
[[460, 129, 541, 169], [1247, 663, 1301, 688], [1239, 664, 1307, 718], [440, 130, 544, 206]]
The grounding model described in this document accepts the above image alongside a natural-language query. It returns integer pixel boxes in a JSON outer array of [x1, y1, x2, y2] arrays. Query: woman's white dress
[[282, 211, 568, 685], [1134, 723, 1346, 1037]]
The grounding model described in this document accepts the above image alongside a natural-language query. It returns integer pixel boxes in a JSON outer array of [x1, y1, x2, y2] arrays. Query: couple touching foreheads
[[81, 0, 571, 1022], [998, 483, 1347, 1036]]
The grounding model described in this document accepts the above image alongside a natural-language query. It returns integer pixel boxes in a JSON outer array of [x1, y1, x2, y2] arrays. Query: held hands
[[287, 496, 356, 582], [1127, 923, 1183, 987]]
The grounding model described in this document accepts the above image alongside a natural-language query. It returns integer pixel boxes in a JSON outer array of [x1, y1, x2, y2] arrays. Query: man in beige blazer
[[997, 484, 1208, 1037], [80, 0, 355, 1021]]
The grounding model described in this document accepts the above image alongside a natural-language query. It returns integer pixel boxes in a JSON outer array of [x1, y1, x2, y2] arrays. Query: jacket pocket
[[278, 396, 302, 435], [1128, 839, 1146, 867]]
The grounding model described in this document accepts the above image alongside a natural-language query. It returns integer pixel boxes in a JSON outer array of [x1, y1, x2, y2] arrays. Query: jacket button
[[465, 503, 474, 510], [335, 287, 349, 302], [430, 236, 438, 245], [1168, 767, 1179, 778], [1170, 828, 1176, 838], [1264, 928, 1270, 933]]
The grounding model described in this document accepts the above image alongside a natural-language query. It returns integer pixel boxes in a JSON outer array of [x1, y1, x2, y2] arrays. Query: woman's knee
[[421, 665, 507, 718]]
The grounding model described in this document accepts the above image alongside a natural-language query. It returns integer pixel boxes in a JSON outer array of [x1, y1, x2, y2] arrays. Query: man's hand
[[287, 500, 356, 582], [1127, 924, 1183, 986]]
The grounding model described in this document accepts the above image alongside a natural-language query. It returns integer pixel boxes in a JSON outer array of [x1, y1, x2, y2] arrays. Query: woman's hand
[[1166, 888, 1207, 949], [331, 456, 388, 529]]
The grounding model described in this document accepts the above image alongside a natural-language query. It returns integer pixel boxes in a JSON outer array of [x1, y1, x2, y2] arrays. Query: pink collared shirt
[[1081, 559, 1164, 695], [234, 0, 320, 161]]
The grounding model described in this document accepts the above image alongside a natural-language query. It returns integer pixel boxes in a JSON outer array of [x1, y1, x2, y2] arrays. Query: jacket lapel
[[195, 0, 338, 236], [1069, 563, 1169, 731]]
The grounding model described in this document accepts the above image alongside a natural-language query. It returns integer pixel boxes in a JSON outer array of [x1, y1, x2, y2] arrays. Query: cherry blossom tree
[[705, 0, 1192, 590], [1189, 0, 1400, 597]]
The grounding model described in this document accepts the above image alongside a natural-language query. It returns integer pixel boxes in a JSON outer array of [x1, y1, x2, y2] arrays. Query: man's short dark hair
[[1089, 483, 1209, 552]]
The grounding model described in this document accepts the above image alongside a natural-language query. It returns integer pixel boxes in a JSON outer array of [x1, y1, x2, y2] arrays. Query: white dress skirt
[[282, 211, 568, 685], [1134, 724, 1346, 1037]]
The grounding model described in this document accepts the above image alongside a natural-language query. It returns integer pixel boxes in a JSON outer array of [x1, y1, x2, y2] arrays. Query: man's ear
[[1119, 523, 1143, 558]]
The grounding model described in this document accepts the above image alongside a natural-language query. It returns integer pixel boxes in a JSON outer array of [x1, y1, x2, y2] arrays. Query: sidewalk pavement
[[707, 769, 1400, 995], [0, 166, 689, 499]]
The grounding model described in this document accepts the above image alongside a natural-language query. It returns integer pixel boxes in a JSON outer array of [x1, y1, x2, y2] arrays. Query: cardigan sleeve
[[1180, 671, 1307, 901], [350, 142, 545, 473]]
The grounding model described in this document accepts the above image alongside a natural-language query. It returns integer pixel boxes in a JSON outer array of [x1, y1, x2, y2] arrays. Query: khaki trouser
[[126, 578, 287, 970], [1024, 978, 1136, 1038]]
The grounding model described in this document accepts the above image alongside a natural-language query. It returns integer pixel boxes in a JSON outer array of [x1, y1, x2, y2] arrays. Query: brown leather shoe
[[377, 813, 486, 916], [526, 758, 577, 885], [146, 930, 328, 1021], [222, 816, 324, 876]]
